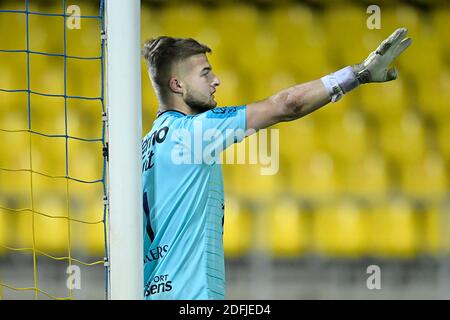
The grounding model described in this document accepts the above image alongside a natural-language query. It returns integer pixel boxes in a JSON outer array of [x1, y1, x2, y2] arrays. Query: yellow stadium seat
[[213, 68, 246, 107], [0, 62, 14, 97], [67, 99, 104, 140], [28, 12, 64, 53], [223, 197, 252, 258], [422, 205, 442, 256], [226, 130, 281, 201], [68, 139, 104, 182], [66, 61, 81, 97], [436, 121, 450, 161], [270, 4, 315, 45], [0, 167, 30, 199], [142, 79, 159, 134], [67, 181, 104, 255], [221, 163, 236, 195], [400, 30, 442, 82], [270, 3, 319, 75], [141, 5, 164, 42], [29, 57, 64, 95], [368, 199, 418, 258], [282, 19, 330, 83], [66, 59, 102, 99], [296, 43, 331, 84], [31, 134, 66, 177], [431, 7, 450, 59], [29, 95, 66, 135], [252, 68, 295, 104], [231, 163, 280, 202], [266, 198, 310, 257], [433, 205, 450, 256], [0, 92, 29, 131], [80, 196, 105, 256], [30, 170, 70, 202], [213, 4, 259, 65], [277, 115, 319, 165], [318, 109, 370, 163], [417, 68, 450, 121], [66, 4, 102, 58], [323, 5, 369, 64], [15, 210, 34, 248], [16, 194, 69, 254], [359, 78, 407, 121], [35, 194, 69, 254], [0, 209, 12, 254], [312, 200, 368, 257], [308, 89, 354, 126], [382, 6, 421, 39], [82, 220, 105, 257], [233, 31, 281, 90], [0, 130, 30, 169], [400, 152, 447, 200], [161, 4, 208, 39], [379, 111, 426, 166], [68, 175, 104, 210], [0, 4, 26, 50], [290, 152, 338, 200], [0, 52, 27, 89], [342, 151, 389, 197]]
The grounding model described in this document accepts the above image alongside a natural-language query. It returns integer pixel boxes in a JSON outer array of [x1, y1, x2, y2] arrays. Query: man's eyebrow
[[201, 66, 212, 72]]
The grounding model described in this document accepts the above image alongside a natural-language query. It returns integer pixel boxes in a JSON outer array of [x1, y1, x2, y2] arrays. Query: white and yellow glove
[[321, 27, 412, 102], [353, 27, 412, 83]]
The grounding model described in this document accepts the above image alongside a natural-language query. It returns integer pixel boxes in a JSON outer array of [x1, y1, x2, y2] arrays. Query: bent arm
[[245, 27, 411, 132], [246, 79, 331, 131]]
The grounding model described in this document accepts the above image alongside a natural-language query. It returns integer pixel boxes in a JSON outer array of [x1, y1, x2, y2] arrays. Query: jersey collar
[[156, 109, 187, 118]]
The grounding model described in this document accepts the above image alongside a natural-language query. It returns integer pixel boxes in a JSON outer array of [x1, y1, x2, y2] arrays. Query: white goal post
[[105, 0, 143, 300]]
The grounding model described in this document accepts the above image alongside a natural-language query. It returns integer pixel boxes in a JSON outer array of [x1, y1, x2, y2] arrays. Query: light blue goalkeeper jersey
[[142, 106, 246, 300]]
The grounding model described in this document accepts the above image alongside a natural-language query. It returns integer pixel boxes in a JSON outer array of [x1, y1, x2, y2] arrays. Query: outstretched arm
[[246, 27, 412, 131]]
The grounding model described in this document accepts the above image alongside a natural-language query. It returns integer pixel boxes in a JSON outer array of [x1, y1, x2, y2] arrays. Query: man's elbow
[[270, 89, 306, 122]]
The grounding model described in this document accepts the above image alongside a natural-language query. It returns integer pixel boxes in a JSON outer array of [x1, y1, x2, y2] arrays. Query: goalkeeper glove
[[321, 27, 412, 102], [353, 27, 412, 83]]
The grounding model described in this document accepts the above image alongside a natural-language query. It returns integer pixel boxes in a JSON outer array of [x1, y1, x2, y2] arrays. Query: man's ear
[[168, 77, 183, 94]]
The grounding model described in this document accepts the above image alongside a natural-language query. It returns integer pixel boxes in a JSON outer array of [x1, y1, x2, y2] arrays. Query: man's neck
[[157, 95, 197, 116], [158, 104, 192, 116]]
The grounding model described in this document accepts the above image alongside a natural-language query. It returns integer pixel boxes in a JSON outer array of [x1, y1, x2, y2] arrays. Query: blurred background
[[0, 0, 449, 299]]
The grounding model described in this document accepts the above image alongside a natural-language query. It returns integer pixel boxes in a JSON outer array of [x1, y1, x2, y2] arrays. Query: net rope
[[0, 0, 108, 300]]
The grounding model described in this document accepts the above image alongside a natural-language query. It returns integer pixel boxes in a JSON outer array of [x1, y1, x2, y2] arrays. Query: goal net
[[0, 0, 109, 300]]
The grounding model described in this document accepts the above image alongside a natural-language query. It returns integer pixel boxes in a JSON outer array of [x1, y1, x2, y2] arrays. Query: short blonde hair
[[142, 36, 211, 91]]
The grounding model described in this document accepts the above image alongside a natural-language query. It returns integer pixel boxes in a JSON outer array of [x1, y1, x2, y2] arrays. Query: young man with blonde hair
[[142, 29, 411, 299]]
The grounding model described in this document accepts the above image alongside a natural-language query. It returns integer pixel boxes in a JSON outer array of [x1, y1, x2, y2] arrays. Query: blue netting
[[0, 0, 108, 300]]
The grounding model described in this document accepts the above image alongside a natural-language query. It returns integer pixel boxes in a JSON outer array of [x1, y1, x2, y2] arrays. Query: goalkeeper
[[141, 28, 411, 299]]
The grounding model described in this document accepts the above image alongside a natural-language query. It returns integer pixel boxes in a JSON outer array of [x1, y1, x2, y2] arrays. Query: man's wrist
[[320, 66, 361, 102]]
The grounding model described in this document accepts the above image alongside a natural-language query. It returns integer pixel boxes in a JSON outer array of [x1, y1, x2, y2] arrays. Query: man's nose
[[212, 75, 220, 87]]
